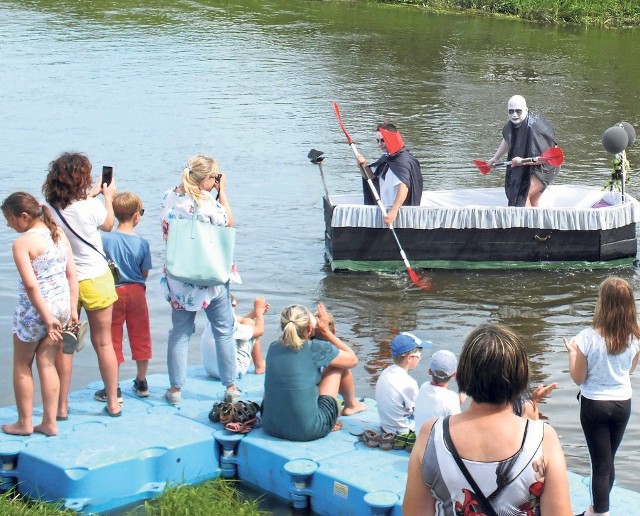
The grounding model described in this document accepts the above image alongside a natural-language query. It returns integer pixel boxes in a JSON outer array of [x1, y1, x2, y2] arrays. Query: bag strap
[[54, 207, 108, 262], [442, 416, 499, 516]]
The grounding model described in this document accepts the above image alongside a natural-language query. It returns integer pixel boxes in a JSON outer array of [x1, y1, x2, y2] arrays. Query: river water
[[1, 0, 640, 497]]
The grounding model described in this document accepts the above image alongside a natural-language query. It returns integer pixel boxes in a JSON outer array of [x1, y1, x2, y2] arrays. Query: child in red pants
[[97, 192, 152, 400]]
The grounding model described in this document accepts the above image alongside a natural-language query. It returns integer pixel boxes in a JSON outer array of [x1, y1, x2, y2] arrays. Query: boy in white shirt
[[414, 350, 464, 435], [375, 332, 428, 434]]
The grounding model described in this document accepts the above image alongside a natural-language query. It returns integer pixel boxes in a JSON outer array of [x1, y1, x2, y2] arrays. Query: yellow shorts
[[78, 269, 118, 311]]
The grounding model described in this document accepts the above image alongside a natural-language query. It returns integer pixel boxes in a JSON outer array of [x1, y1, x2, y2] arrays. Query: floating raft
[[1, 367, 639, 514], [324, 185, 640, 270]]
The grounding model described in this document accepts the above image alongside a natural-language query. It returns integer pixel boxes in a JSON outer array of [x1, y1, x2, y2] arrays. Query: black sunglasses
[[508, 109, 523, 115], [139, 208, 145, 216]]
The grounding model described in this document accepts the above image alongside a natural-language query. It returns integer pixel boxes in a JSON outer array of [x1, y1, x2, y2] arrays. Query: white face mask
[[507, 95, 528, 125]]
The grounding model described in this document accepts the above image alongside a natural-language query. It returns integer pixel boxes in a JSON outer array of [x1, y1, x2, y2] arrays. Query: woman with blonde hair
[[160, 155, 238, 404], [262, 303, 366, 441], [565, 277, 640, 516], [404, 323, 572, 516]]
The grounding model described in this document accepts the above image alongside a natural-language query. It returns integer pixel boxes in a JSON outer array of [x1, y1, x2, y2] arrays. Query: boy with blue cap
[[375, 332, 429, 435]]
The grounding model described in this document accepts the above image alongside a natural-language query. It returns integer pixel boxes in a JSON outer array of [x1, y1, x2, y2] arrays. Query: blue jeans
[[167, 284, 237, 388]]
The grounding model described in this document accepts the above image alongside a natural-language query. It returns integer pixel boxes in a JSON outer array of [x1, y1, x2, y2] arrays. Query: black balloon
[[620, 121, 636, 147], [602, 125, 628, 154]]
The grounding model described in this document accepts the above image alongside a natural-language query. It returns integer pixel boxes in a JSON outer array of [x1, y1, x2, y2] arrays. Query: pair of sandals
[[209, 399, 261, 433], [61, 321, 89, 355], [392, 431, 416, 452], [357, 429, 395, 451]]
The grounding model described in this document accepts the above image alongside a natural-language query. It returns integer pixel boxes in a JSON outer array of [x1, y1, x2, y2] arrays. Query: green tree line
[[387, 0, 640, 26]]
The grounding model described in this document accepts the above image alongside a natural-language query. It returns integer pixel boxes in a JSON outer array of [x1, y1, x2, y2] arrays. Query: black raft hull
[[323, 186, 639, 270]]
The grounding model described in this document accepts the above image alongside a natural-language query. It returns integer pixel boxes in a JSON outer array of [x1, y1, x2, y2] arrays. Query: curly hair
[[42, 152, 93, 209]]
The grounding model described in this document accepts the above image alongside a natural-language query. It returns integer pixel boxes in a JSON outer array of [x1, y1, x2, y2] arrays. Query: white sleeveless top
[[422, 417, 545, 516]]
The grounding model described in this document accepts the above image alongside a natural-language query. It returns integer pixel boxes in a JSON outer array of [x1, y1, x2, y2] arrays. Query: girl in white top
[[564, 277, 640, 516], [404, 323, 572, 516]]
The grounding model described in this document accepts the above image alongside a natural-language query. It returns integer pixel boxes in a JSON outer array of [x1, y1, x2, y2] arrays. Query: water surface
[[1, 0, 639, 492]]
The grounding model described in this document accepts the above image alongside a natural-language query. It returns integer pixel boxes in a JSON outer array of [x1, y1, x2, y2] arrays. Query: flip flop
[[379, 432, 395, 451], [61, 329, 77, 355], [357, 429, 380, 448], [56, 415, 68, 422], [74, 321, 89, 352], [208, 401, 225, 423], [104, 406, 122, 418]]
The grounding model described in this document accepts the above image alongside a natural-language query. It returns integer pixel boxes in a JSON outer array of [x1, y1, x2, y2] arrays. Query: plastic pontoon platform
[[1, 367, 639, 514]]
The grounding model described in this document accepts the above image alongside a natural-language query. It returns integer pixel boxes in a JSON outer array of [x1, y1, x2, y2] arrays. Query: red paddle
[[473, 146, 564, 175], [333, 101, 431, 292]]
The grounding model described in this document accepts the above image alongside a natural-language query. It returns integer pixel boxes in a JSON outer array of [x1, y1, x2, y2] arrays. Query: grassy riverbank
[[0, 478, 265, 515], [389, 0, 640, 27]]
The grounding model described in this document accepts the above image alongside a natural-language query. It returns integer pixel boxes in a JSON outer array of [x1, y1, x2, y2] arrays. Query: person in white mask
[[487, 95, 560, 207]]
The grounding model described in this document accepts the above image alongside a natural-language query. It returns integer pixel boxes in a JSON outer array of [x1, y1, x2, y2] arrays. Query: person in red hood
[[356, 122, 424, 226]]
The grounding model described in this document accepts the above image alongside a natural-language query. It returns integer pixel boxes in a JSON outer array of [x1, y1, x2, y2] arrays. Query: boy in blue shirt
[[96, 192, 152, 401]]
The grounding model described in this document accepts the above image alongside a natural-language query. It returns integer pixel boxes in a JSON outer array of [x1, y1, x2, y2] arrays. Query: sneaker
[[224, 387, 242, 403], [133, 378, 149, 397], [165, 389, 181, 405], [95, 387, 123, 403]]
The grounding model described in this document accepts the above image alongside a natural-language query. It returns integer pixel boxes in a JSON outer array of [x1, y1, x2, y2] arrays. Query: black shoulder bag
[[54, 207, 121, 283], [442, 416, 500, 516]]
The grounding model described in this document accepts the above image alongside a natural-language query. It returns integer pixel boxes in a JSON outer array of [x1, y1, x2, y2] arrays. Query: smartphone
[[101, 166, 113, 186]]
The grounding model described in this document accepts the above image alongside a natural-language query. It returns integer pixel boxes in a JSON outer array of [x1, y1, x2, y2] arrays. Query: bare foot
[[33, 423, 57, 437], [254, 361, 266, 375], [342, 399, 368, 416], [1, 422, 33, 436], [331, 420, 343, 432]]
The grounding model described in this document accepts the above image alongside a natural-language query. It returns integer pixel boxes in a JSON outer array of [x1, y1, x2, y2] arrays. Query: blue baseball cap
[[391, 332, 429, 356]]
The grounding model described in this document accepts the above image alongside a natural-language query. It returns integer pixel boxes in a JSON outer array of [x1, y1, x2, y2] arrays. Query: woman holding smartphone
[[43, 152, 121, 418]]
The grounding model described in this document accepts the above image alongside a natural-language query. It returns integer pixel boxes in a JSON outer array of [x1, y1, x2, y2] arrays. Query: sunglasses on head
[[508, 109, 523, 115]]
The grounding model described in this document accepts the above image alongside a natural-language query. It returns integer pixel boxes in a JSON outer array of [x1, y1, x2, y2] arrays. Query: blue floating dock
[[1, 366, 639, 514]]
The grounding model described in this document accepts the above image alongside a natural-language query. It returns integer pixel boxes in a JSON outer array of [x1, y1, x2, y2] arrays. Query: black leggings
[[579, 396, 631, 513]]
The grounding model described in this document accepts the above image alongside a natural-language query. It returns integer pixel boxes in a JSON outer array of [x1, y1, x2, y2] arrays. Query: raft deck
[[1, 367, 638, 514]]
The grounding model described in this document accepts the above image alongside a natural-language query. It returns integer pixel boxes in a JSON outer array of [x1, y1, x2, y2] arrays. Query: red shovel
[[473, 146, 564, 175]]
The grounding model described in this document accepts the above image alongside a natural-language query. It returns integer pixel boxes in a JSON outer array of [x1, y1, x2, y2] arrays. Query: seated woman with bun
[[262, 303, 366, 442]]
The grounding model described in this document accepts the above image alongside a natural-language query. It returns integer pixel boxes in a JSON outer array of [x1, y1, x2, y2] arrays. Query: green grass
[[0, 478, 266, 516], [380, 0, 640, 26]]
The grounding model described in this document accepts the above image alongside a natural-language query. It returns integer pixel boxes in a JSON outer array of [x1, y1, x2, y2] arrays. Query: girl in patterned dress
[[1, 192, 78, 436]]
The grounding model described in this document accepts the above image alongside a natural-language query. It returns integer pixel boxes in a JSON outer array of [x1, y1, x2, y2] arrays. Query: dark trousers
[[579, 396, 631, 513]]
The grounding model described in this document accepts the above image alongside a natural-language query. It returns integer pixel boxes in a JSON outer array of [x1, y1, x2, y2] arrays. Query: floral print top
[[422, 418, 545, 516], [160, 188, 231, 311]]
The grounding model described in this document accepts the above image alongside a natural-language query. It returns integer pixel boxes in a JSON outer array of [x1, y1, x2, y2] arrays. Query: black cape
[[362, 148, 423, 206], [502, 111, 559, 207]]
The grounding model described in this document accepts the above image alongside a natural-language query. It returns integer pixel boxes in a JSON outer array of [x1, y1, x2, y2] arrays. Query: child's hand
[[254, 297, 269, 315], [46, 319, 63, 342]]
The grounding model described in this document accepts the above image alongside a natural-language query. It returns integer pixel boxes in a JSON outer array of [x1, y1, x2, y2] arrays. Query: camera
[[215, 173, 222, 183]]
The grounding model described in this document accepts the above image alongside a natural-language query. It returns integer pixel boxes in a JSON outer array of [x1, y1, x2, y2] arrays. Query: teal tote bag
[[165, 205, 236, 286]]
